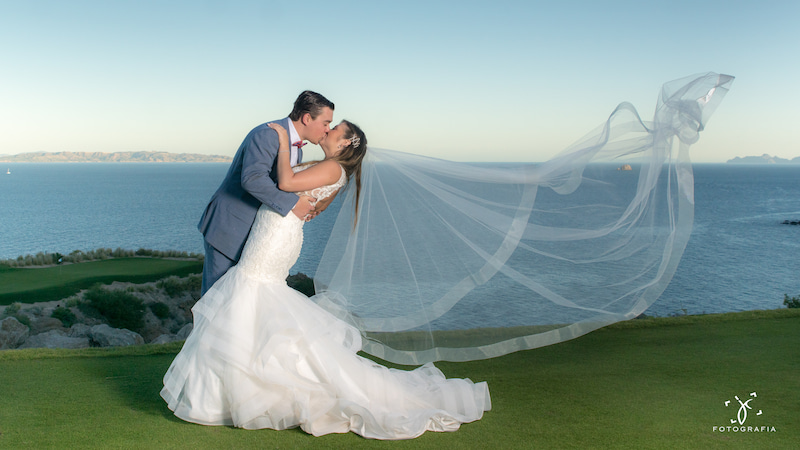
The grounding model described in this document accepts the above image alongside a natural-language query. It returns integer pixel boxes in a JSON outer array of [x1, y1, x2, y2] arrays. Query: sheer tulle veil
[[311, 73, 734, 365]]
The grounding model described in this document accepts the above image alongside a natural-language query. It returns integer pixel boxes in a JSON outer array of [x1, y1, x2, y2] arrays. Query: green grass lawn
[[1, 309, 797, 449], [0, 258, 203, 305]]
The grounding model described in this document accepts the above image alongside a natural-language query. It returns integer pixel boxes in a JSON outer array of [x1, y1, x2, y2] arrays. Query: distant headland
[[0, 151, 232, 163], [727, 154, 800, 164]]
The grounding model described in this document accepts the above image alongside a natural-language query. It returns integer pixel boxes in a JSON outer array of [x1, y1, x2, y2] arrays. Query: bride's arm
[[269, 123, 341, 192]]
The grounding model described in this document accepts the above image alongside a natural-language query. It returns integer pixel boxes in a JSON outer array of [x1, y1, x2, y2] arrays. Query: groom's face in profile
[[303, 107, 334, 144]]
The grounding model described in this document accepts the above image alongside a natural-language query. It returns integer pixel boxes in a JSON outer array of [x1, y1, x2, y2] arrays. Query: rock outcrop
[[2, 272, 308, 351], [89, 324, 145, 347], [13, 324, 145, 349], [18, 329, 91, 349], [1, 278, 193, 350], [151, 323, 194, 345], [0, 317, 30, 349], [29, 317, 66, 335]]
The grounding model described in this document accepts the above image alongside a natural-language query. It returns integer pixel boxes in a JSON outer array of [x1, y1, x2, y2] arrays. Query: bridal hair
[[289, 91, 335, 121], [331, 120, 367, 225]]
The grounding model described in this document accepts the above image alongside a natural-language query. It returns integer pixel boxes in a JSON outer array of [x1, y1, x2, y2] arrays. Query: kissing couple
[[161, 90, 491, 440]]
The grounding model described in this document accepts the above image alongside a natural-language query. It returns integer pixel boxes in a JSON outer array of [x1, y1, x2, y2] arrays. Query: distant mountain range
[[3, 151, 797, 165], [0, 151, 232, 163], [727, 154, 800, 164]]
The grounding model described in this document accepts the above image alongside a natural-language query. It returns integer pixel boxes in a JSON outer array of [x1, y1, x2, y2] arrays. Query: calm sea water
[[1, 163, 798, 316]]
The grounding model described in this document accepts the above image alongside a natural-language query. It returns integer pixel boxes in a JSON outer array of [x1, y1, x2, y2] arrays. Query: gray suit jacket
[[198, 118, 301, 261]]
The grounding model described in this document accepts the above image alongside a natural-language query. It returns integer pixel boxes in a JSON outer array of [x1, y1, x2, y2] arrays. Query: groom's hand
[[307, 189, 339, 220], [292, 195, 316, 220]]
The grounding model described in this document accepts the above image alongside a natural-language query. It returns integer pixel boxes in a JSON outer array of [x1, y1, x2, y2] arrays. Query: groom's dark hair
[[289, 91, 334, 121]]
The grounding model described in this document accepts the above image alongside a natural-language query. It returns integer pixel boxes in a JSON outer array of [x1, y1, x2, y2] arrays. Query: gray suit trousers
[[201, 240, 235, 295]]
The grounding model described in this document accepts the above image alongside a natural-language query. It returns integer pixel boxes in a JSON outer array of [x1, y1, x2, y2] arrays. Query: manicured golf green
[[0, 258, 203, 305], [1, 309, 797, 449]]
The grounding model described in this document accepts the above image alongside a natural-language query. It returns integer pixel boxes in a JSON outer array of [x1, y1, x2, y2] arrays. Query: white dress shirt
[[286, 119, 301, 167]]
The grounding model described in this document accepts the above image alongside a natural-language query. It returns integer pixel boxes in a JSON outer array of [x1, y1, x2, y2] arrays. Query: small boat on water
[[5, 168, 9, 175]]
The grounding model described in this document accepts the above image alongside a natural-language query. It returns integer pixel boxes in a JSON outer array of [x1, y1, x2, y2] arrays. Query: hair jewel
[[349, 136, 361, 149]]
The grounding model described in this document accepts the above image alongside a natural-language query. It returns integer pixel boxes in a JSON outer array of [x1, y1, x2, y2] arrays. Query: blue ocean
[[1, 163, 798, 317]]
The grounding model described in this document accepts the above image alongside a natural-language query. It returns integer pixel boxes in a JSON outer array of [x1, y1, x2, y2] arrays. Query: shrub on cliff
[[148, 302, 170, 320], [156, 274, 202, 298], [2, 302, 31, 327], [0, 248, 203, 268], [79, 285, 145, 332], [51, 306, 78, 327]]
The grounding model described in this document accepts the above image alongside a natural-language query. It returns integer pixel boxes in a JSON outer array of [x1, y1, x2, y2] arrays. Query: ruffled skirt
[[160, 266, 490, 439]]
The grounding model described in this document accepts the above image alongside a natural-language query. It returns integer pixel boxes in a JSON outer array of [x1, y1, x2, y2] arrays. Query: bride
[[160, 120, 491, 439]]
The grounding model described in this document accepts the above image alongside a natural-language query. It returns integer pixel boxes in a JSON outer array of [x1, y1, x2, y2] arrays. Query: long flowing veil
[[312, 73, 734, 365]]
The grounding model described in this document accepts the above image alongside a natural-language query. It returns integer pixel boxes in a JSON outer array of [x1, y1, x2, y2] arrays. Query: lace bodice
[[237, 163, 347, 283], [294, 163, 347, 204]]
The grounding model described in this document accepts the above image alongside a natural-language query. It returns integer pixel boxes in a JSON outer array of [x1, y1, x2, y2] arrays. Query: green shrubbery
[[51, 306, 78, 327], [784, 294, 800, 308], [128, 285, 156, 294], [148, 302, 170, 319], [79, 285, 146, 332], [3, 303, 20, 316], [2, 302, 31, 326], [156, 274, 202, 298], [0, 248, 203, 268], [70, 273, 202, 331]]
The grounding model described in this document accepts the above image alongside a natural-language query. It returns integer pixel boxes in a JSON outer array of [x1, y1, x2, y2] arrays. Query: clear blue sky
[[1, 0, 797, 162]]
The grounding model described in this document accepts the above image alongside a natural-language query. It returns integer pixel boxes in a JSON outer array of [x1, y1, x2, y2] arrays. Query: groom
[[198, 91, 335, 294]]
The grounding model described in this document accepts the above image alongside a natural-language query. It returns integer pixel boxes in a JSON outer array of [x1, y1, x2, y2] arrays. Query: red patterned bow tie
[[292, 141, 306, 149]]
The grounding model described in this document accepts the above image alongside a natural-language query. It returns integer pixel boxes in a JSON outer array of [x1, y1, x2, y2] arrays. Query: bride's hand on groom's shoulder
[[267, 123, 289, 148]]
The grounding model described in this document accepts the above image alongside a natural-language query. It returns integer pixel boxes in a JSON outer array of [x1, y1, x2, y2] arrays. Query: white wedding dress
[[161, 163, 491, 439]]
